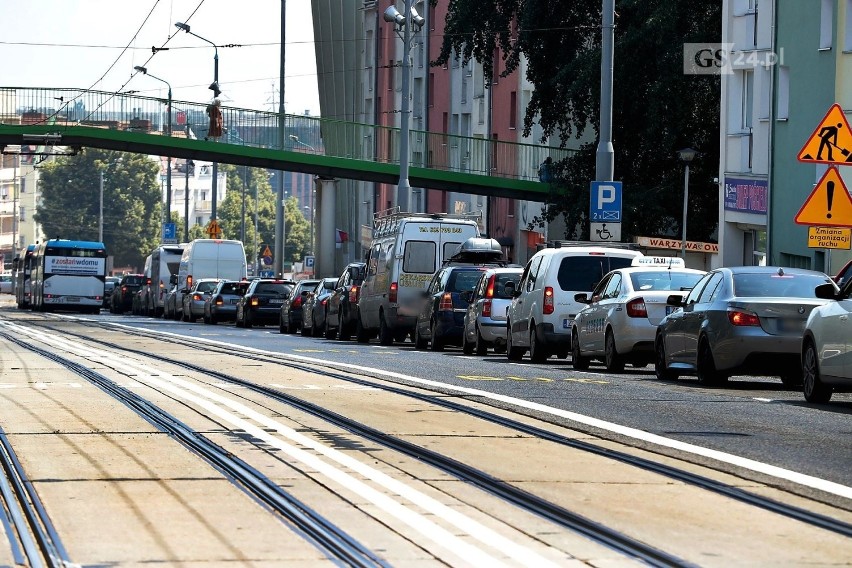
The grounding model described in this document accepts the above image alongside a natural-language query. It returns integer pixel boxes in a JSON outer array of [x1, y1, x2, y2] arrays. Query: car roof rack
[[443, 237, 509, 266], [538, 240, 642, 251]]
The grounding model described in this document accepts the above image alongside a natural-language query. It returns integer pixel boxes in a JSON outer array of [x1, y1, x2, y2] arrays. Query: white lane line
[[85, 319, 852, 502], [4, 322, 559, 568]]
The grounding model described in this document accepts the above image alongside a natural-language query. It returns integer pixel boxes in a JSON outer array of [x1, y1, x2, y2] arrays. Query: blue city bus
[[12, 244, 37, 309], [31, 239, 107, 313]]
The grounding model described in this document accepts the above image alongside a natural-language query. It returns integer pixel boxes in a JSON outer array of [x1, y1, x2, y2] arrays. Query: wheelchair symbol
[[595, 223, 614, 241]]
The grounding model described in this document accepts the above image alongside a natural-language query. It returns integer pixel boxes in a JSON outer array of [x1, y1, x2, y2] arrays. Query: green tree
[[34, 148, 162, 268], [434, 0, 721, 242]]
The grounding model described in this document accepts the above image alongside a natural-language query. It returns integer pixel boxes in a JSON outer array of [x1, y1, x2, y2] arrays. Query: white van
[[356, 209, 481, 344], [145, 244, 185, 317], [505, 242, 643, 362], [175, 239, 247, 318]]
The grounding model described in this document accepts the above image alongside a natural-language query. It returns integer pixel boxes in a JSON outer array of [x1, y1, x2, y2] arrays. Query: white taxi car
[[571, 257, 705, 371]]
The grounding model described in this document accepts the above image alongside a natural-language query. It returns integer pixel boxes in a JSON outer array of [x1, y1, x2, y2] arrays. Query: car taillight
[[485, 275, 496, 298], [439, 292, 453, 311], [250, 295, 259, 306], [214, 295, 223, 306], [193, 293, 202, 301], [626, 297, 647, 318], [321, 298, 328, 306], [482, 299, 492, 317], [121, 286, 127, 292], [349, 285, 359, 303], [543, 286, 554, 315], [293, 296, 302, 308], [728, 309, 760, 326], [389, 282, 398, 303]]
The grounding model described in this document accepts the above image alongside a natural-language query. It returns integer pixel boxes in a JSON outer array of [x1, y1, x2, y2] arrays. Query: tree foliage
[[434, 0, 721, 242], [34, 148, 162, 268]]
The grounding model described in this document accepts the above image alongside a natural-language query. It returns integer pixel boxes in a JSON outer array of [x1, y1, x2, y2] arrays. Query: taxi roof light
[[631, 256, 686, 268]]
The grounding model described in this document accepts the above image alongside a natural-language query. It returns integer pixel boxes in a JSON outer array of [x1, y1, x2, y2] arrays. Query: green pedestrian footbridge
[[0, 88, 568, 201]]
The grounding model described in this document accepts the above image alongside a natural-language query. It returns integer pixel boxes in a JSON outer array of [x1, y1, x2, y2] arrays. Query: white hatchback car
[[571, 257, 706, 371], [801, 278, 852, 403]]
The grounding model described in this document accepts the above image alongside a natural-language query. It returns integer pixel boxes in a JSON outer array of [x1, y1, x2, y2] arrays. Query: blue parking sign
[[590, 181, 622, 222], [162, 222, 176, 243]]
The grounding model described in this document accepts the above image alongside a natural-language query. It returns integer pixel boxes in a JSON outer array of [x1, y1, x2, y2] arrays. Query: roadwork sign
[[808, 226, 852, 249], [206, 219, 222, 239], [798, 104, 852, 165], [794, 167, 852, 226]]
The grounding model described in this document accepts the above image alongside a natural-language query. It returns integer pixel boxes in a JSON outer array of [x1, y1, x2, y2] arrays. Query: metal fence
[[0, 87, 571, 181]]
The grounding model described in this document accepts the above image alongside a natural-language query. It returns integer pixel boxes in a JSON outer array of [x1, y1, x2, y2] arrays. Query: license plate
[[778, 318, 803, 333], [562, 318, 572, 329], [230, 299, 238, 304], [270, 299, 283, 304], [66, 296, 80, 303]]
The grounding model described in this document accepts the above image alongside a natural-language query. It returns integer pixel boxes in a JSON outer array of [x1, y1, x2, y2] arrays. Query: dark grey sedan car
[[654, 266, 835, 387], [203, 280, 250, 324], [279, 279, 320, 333]]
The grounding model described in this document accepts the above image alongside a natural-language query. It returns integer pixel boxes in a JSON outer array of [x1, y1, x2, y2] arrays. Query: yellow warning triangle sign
[[262, 245, 272, 257], [795, 167, 852, 227], [206, 219, 222, 238], [798, 104, 852, 165]]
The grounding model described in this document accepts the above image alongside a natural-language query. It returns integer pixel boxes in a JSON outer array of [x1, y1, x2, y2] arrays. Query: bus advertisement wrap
[[46, 256, 106, 276]]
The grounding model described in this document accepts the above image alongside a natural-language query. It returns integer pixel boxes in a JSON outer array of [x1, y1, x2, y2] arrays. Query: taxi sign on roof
[[631, 256, 686, 268]]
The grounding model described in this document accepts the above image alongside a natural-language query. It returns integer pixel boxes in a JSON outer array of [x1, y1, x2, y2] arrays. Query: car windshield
[[630, 271, 704, 292], [220, 282, 248, 295], [123, 276, 143, 286], [733, 272, 832, 297], [492, 273, 521, 299], [196, 281, 219, 293], [255, 282, 291, 296], [323, 279, 337, 290], [448, 269, 485, 293]]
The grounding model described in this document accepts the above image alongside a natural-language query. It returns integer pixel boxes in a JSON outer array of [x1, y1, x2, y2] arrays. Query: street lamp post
[[678, 148, 698, 260], [99, 171, 104, 243], [304, 205, 314, 254], [383, 1, 425, 211], [134, 66, 172, 228], [175, 21, 221, 222]]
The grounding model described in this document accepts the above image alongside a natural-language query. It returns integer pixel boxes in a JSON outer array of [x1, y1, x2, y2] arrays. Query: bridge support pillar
[[315, 177, 337, 278]]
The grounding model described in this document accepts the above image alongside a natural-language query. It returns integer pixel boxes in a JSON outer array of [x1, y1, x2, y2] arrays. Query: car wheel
[[506, 323, 524, 361], [355, 313, 370, 343], [414, 324, 428, 350], [429, 321, 444, 351], [209, 315, 217, 325], [604, 329, 624, 372], [802, 339, 832, 403], [475, 327, 488, 356], [244, 310, 253, 329], [780, 370, 803, 388], [378, 313, 394, 345], [300, 319, 311, 336], [324, 315, 336, 339], [571, 329, 590, 370], [203, 313, 210, 324], [697, 338, 727, 386], [462, 331, 474, 354], [338, 319, 351, 341], [279, 316, 287, 334], [529, 325, 548, 363], [654, 336, 678, 380]]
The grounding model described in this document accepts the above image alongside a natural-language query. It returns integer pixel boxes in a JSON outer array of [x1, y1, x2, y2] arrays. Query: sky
[[0, 0, 320, 116]]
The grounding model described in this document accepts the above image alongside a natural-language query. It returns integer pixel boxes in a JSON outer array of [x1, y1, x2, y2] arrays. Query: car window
[[603, 273, 622, 299], [525, 256, 543, 292], [221, 282, 246, 295], [443, 241, 462, 259], [403, 240, 435, 273], [255, 282, 291, 296], [629, 271, 705, 292], [685, 273, 713, 304], [352, 265, 366, 282], [697, 272, 724, 303], [493, 273, 520, 299], [197, 281, 219, 293], [124, 276, 143, 286], [448, 269, 485, 293], [733, 272, 831, 297], [557, 256, 632, 292]]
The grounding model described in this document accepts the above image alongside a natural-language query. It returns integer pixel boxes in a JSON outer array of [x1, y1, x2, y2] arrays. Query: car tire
[[462, 332, 474, 354], [324, 318, 336, 339], [802, 339, 832, 403], [697, 338, 727, 386], [604, 329, 624, 372], [780, 370, 803, 388], [244, 310, 253, 329], [378, 313, 394, 345], [529, 326, 548, 363], [414, 324, 428, 350], [300, 320, 311, 336], [571, 329, 590, 370], [654, 336, 678, 380], [203, 313, 211, 324], [506, 323, 524, 361], [475, 327, 488, 356], [338, 319, 351, 341], [209, 315, 217, 325], [279, 316, 287, 334], [356, 313, 370, 343], [429, 321, 444, 351]]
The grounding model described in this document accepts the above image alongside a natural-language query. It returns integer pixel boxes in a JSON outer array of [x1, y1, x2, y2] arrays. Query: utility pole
[[596, 0, 615, 182], [99, 171, 104, 243], [274, 0, 287, 277]]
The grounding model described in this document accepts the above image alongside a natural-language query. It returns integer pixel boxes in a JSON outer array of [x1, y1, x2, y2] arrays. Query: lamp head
[[677, 147, 698, 163], [209, 81, 221, 97], [175, 22, 190, 32], [289, 134, 299, 141], [134, 65, 148, 74], [410, 6, 426, 28], [383, 6, 406, 26]]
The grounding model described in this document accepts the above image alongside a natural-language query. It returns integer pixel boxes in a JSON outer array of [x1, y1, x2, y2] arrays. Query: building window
[[19, 206, 25, 221], [196, 216, 203, 225], [510, 91, 518, 129], [741, 70, 754, 129], [428, 73, 435, 107], [820, 0, 834, 50], [777, 66, 790, 119], [388, 59, 394, 91], [19, 178, 25, 193], [846, 0, 852, 51]]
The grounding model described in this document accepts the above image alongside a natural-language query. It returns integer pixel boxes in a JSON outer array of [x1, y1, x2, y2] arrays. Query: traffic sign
[[162, 222, 176, 244], [304, 255, 315, 269], [261, 244, 273, 266], [590, 222, 621, 242], [807, 227, 852, 249], [205, 219, 222, 238], [798, 104, 852, 165], [590, 181, 622, 222], [794, 167, 852, 226]]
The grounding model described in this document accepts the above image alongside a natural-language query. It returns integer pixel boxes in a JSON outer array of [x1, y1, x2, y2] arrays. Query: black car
[[110, 274, 145, 314], [301, 278, 338, 337], [413, 266, 489, 351], [325, 262, 366, 340], [236, 279, 295, 328], [203, 280, 250, 324], [279, 279, 319, 333]]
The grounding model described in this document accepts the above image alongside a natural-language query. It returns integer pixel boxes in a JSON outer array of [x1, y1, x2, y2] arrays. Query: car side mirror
[[512, 288, 522, 298], [464, 290, 474, 303], [814, 282, 840, 300], [170, 274, 177, 285], [574, 292, 590, 304], [666, 294, 686, 306]]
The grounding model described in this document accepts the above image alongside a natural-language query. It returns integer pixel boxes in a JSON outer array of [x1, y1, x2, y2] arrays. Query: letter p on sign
[[598, 185, 617, 209]]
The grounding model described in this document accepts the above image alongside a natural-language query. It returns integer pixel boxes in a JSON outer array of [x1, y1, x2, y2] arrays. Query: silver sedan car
[[571, 258, 705, 371], [462, 267, 523, 355], [655, 266, 835, 387], [801, 278, 852, 403]]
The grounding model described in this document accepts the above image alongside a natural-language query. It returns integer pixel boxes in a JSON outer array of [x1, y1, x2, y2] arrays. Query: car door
[[663, 272, 713, 363], [464, 273, 487, 341], [512, 255, 543, 347], [586, 273, 622, 354], [418, 270, 443, 338], [680, 272, 724, 365]]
